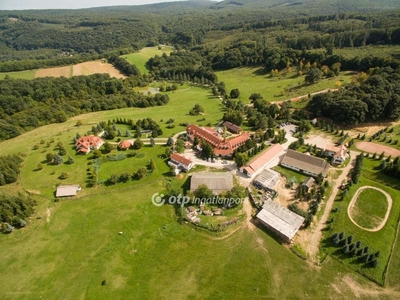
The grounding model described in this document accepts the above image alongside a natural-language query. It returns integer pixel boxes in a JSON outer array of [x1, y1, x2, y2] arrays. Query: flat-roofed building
[[56, 185, 81, 197], [256, 200, 305, 242], [190, 172, 233, 194]]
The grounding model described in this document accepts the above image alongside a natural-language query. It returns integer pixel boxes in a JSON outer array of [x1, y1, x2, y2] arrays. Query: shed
[[256, 200, 305, 242], [56, 185, 81, 197], [190, 172, 233, 194]]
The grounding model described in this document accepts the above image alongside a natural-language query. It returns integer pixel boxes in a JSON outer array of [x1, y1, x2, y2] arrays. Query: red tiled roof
[[118, 140, 132, 149], [75, 135, 104, 150], [242, 144, 284, 175], [186, 124, 250, 156], [170, 153, 192, 167]]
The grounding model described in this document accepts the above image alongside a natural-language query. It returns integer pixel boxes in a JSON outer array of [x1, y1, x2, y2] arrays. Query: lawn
[[215, 67, 352, 104], [0, 70, 36, 80], [97, 146, 169, 182], [273, 165, 308, 185], [0, 181, 378, 299], [122, 46, 173, 74], [350, 188, 389, 230], [320, 158, 400, 285]]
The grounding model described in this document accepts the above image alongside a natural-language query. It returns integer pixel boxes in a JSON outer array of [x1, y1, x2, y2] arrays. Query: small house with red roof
[[75, 135, 104, 154], [168, 153, 194, 174], [118, 140, 132, 150], [324, 144, 348, 164]]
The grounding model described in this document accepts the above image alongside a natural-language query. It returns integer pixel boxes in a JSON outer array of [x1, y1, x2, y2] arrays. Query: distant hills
[[90, 0, 400, 17]]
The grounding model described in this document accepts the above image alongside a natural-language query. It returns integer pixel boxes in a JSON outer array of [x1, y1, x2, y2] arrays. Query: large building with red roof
[[186, 124, 250, 157], [240, 144, 284, 177], [75, 135, 104, 154]]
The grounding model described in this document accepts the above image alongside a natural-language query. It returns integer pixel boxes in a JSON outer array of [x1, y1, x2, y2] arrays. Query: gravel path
[[347, 186, 392, 232], [305, 151, 359, 262]]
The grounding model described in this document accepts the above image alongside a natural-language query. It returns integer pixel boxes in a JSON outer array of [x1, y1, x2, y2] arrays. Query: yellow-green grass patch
[[350, 188, 389, 230], [0, 70, 36, 80], [122, 46, 173, 74]]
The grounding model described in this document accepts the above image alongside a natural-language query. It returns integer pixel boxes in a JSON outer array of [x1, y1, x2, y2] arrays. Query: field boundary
[[347, 186, 392, 232]]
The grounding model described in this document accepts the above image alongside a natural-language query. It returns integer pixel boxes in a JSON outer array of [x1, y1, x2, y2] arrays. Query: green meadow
[[122, 46, 173, 74], [215, 67, 353, 103], [320, 158, 400, 285], [351, 188, 389, 230], [0, 70, 36, 80]]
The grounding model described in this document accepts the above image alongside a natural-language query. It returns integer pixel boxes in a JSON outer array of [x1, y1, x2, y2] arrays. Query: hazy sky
[[0, 0, 196, 10]]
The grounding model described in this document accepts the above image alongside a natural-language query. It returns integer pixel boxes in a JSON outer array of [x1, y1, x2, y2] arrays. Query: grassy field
[[0, 70, 36, 80], [122, 46, 173, 74], [1, 181, 380, 299], [215, 68, 352, 103], [350, 188, 389, 230], [2, 60, 400, 298], [320, 158, 400, 285]]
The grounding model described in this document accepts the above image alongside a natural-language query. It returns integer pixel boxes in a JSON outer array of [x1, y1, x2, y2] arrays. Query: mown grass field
[[0, 70, 36, 80], [320, 158, 400, 285], [122, 46, 173, 74], [215, 68, 353, 103], [351, 188, 389, 230], [1, 181, 377, 299]]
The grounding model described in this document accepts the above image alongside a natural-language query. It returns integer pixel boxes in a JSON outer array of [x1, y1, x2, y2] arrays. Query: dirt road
[[306, 151, 359, 261]]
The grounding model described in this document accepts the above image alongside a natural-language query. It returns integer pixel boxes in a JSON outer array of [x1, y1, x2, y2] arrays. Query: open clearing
[[0, 70, 36, 80], [348, 186, 392, 232], [33, 61, 125, 79], [73, 61, 125, 78], [123, 45, 174, 74], [35, 65, 71, 78], [216, 67, 352, 103]]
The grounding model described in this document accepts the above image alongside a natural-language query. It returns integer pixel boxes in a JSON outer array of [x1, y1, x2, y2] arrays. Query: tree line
[[0, 74, 169, 141], [0, 154, 24, 186], [0, 192, 36, 232], [306, 67, 400, 124]]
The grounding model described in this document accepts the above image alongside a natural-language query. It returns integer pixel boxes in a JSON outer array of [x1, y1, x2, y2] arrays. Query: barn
[[256, 200, 304, 242], [190, 172, 233, 194]]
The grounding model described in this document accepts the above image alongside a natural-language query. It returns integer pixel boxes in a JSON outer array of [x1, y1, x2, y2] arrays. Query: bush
[[59, 172, 68, 180]]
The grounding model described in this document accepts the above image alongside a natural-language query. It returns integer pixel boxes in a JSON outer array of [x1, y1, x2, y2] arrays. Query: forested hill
[[212, 0, 400, 12]]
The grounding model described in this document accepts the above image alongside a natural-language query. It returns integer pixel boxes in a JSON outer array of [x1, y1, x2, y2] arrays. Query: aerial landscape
[[1, 0, 400, 299]]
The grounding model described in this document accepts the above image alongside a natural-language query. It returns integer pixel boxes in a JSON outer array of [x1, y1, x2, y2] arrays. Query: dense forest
[[0, 192, 36, 231], [0, 0, 400, 138], [0, 154, 24, 185], [306, 67, 400, 124]]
